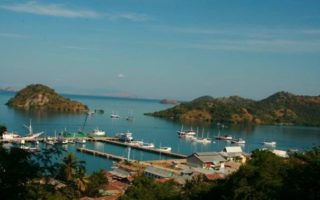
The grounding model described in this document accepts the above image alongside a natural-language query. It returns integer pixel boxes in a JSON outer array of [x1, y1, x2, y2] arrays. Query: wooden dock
[[94, 139, 187, 159], [77, 147, 133, 162]]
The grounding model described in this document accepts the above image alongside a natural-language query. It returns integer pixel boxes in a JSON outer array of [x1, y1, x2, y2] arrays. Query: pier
[[77, 147, 133, 162], [92, 138, 187, 159]]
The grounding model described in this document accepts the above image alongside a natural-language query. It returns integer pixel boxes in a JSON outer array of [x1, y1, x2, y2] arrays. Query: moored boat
[[159, 146, 172, 152], [215, 135, 233, 140], [142, 143, 155, 148], [231, 138, 246, 144], [263, 141, 276, 146]]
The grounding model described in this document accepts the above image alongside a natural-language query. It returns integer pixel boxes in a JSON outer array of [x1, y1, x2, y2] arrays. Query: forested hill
[[146, 92, 320, 126], [6, 84, 88, 113]]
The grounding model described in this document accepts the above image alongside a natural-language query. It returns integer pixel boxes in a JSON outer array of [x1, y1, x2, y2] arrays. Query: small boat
[[129, 140, 143, 146], [76, 139, 86, 144], [231, 138, 246, 144], [20, 145, 39, 153], [263, 141, 276, 146], [215, 135, 233, 140], [159, 146, 172, 152], [142, 143, 155, 148], [90, 128, 106, 137], [177, 126, 196, 137], [110, 112, 120, 118]]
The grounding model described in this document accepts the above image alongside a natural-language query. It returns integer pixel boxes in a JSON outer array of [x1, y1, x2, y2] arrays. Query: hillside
[[6, 84, 89, 113], [146, 92, 320, 126]]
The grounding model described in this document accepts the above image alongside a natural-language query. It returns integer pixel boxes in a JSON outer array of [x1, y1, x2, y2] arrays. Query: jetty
[[92, 138, 187, 159], [77, 147, 133, 162]]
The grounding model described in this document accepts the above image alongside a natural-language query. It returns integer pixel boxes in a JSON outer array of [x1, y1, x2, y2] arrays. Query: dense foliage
[[121, 147, 320, 200], [6, 84, 88, 112], [0, 136, 108, 200], [147, 92, 320, 126]]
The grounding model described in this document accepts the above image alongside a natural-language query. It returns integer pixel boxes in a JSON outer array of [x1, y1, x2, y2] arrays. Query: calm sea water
[[1, 92, 320, 173]]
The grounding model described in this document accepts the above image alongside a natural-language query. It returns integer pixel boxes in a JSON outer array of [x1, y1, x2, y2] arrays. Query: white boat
[[110, 112, 120, 118], [76, 138, 86, 144], [177, 125, 196, 137], [263, 141, 276, 146], [20, 145, 39, 152], [129, 140, 143, 146], [231, 138, 246, 144], [142, 143, 155, 148], [90, 128, 106, 136], [159, 146, 172, 152], [2, 131, 21, 140], [117, 131, 134, 142]]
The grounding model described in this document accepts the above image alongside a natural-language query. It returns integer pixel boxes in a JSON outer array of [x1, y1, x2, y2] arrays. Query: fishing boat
[[231, 138, 246, 144]]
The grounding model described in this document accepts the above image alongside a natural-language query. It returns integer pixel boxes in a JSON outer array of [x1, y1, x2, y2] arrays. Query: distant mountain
[[6, 84, 89, 113], [145, 92, 320, 126]]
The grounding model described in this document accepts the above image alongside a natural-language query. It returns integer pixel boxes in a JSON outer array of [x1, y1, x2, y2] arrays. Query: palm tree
[[75, 167, 89, 192], [60, 153, 78, 181]]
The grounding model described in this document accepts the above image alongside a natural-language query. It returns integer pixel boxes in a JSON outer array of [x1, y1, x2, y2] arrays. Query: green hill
[[146, 92, 320, 126], [6, 84, 89, 113]]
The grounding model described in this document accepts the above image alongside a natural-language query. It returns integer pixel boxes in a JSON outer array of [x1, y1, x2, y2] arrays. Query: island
[[6, 84, 89, 113], [160, 98, 179, 105], [146, 92, 320, 126]]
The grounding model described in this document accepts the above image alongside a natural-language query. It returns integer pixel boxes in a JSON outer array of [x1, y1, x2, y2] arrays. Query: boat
[[159, 146, 172, 152], [76, 138, 86, 144], [2, 131, 21, 140], [117, 131, 133, 142], [177, 125, 196, 137], [263, 141, 276, 146], [90, 128, 106, 137], [215, 135, 233, 140], [20, 145, 39, 153], [24, 120, 44, 138], [231, 138, 246, 144], [129, 140, 143, 146], [142, 143, 155, 148], [110, 112, 120, 118]]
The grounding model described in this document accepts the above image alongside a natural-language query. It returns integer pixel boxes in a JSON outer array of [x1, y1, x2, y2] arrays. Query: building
[[220, 146, 245, 162], [187, 152, 226, 169], [144, 166, 174, 179]]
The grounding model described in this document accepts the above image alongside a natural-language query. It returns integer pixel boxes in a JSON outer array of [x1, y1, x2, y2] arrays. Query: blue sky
[[0, 0, 320, 100]]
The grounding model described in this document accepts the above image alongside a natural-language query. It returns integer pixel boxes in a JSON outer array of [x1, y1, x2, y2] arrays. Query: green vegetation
[[146, 92, 320, 126], [121, 147, 320, 200], [6, 84, 88, 113], [0, 128, 108, 200]]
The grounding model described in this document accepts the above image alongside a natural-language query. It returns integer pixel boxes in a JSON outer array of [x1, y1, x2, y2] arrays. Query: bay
[[1, 92, 320, 173]]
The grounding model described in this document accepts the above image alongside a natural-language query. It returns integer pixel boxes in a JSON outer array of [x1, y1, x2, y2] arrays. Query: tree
[[0, 124, 6, 138], [85, 170, 108, 197], [0, 146, 39, 200]]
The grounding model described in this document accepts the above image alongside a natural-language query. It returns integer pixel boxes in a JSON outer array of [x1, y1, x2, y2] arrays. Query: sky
[[0, 0, 320, 101]]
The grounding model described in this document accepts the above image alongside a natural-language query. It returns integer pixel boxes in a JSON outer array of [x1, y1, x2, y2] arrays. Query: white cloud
[[0, 1, 149, 22], [0, 32, 28, 39], [117, 73, 125, 79], [0, 1, 102, 18]]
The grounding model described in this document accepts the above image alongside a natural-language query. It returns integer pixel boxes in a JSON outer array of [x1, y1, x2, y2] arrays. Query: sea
[[1, 92, 320, 174]]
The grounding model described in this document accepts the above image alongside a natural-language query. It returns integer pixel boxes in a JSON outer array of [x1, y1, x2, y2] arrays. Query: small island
[[146, 92, 320, 126], [160, 98, 179, 105], [6, 84, 89, 113]]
